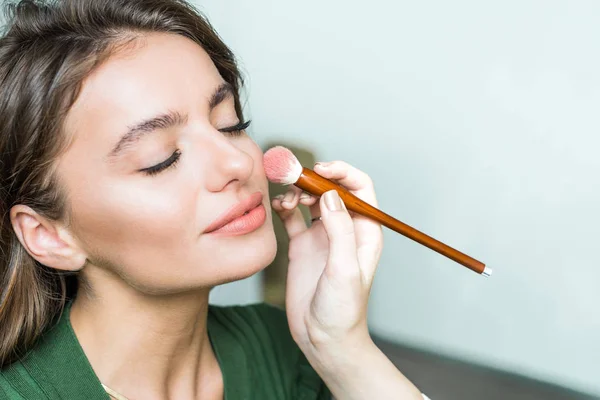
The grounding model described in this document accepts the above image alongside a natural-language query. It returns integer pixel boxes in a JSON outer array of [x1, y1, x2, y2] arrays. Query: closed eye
[[140, 150, 181, 176], [138, 120, 251, 177], [219, 120, 251, 136]]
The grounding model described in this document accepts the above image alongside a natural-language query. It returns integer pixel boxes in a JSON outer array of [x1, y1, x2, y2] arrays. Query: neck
[[69, 272, 223, 400]]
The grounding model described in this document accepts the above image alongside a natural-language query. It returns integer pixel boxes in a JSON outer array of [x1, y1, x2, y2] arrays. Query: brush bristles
[[263, 146, 303, 185]]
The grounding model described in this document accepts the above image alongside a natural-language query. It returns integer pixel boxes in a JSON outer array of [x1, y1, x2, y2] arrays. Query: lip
[[204, 192, 264, 234]]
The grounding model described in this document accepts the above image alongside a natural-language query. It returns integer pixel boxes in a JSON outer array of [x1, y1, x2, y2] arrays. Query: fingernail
[[283, 191, 295, 203], [324, 190, 342, 211], [300, 192, 311, 200], [274, 194, 284, 200], [315, 162, 328, 169]]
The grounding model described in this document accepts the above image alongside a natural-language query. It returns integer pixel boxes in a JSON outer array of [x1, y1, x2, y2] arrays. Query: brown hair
[[0, 0, 243, 367]]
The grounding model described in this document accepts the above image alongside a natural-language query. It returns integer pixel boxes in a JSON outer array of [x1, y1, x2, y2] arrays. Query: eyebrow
[[209, 82, 234, 109], [107, 82, 235, 159]]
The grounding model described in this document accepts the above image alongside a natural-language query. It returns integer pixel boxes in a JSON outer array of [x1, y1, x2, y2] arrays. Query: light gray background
[[200, 1, 600, 396]]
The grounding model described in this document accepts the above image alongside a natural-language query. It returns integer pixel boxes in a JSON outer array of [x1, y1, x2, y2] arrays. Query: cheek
[[70, 178, 196, 251], [248, 140, 268, 181]]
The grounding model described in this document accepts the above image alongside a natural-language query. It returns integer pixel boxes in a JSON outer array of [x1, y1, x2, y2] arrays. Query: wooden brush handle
[[295, 168, 487, 275]]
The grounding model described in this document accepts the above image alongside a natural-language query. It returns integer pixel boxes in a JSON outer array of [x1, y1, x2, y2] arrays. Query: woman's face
[[58, 33, 276, 293]]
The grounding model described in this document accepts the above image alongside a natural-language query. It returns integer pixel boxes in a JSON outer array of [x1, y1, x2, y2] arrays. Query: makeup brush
[[263, 146, 491, 277]]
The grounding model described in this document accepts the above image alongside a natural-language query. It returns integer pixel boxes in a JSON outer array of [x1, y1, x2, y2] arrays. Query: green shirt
[[0, 301, 330, 399]]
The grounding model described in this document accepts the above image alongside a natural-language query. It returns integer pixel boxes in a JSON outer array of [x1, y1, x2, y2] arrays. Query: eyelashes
[[140, 120, 252, 176], [140, 149, 181, 176], [218, 120, 251, 136]]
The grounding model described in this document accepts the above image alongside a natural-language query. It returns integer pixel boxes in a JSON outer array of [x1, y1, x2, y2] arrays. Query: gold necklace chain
[[101, 383, 130, 400]]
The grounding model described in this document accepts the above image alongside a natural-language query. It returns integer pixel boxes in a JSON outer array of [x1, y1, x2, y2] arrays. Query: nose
[[203, 132, 254, 192]]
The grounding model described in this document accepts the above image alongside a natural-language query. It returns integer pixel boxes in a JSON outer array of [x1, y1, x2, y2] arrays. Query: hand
[[271, 160, 384, 355]]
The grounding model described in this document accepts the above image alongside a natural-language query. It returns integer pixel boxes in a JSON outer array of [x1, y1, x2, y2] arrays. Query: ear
[[10, 205, 88, 272]]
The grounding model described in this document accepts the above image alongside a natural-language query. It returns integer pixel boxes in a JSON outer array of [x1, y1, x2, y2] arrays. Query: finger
[[298, 192, 319, 207], [315, 160, 382, 251], [280, 187, 303, 210], [299, 192, 322, 223], [309, 200, 322, 223], [271, 194, 308, 238], [314, 161, 377, 207], [319, 190, 360, 282]]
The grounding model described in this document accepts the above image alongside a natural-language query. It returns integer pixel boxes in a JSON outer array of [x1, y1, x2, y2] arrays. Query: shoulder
[[0, 304, 108, 400], [208, 303, 331, 399], [208, 302, 297, 356], [0, 361, 45, 400], [209, 301, 288, 325]]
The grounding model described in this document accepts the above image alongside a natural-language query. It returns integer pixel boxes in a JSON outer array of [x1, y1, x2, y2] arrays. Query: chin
[[207, 226, 278, 286]]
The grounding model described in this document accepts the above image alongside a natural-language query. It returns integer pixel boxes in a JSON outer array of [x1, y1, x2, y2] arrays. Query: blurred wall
[[196, 0, 600, 396], [208, 274, 263, 306]]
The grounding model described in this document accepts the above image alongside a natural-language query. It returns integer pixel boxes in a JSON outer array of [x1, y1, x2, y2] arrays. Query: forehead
[[63, 32, 224, 149]]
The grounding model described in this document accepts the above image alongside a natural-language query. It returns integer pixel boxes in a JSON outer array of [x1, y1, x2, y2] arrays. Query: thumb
[[320, 190, 358, 275]]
